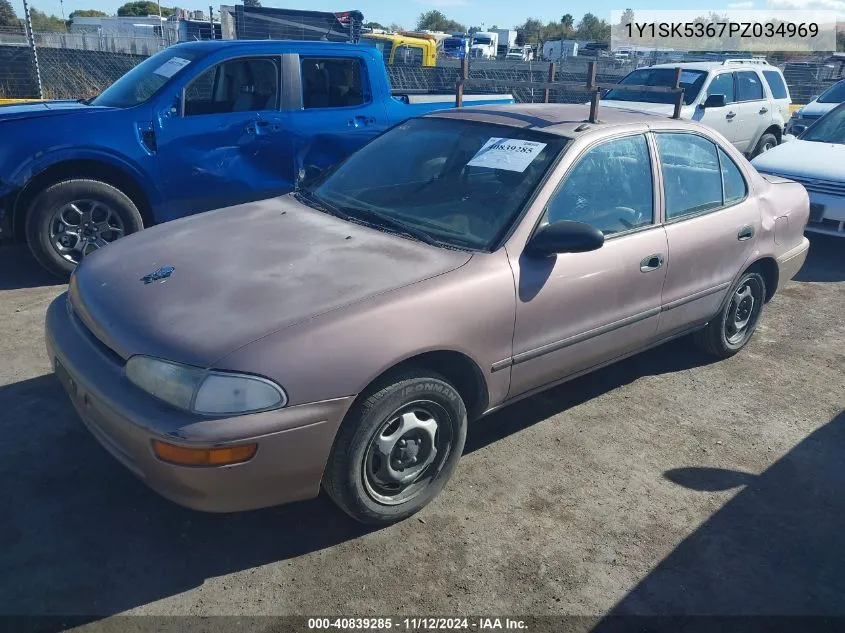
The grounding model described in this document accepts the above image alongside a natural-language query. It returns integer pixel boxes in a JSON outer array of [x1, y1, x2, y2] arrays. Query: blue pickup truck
[[0, 40, 512, 277]]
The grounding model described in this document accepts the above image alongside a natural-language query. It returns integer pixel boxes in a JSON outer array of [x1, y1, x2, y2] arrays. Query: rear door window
[[736, 71, 765, 101], [301, 57, 366, 109]]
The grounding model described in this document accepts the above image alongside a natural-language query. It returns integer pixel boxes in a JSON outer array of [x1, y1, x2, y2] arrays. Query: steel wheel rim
[[48, 199, 125, 264], [725, 277, 763, 345], [362, 400, 454, 506], [761, 140, 775, 153]]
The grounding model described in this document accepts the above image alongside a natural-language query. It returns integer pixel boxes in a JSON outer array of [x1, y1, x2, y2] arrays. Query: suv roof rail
[[722, 58, 770, 66]]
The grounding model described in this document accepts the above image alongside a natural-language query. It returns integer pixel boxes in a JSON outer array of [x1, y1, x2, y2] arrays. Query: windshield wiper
[[294, 190, 352, 220], [338, 205, 442, 247]]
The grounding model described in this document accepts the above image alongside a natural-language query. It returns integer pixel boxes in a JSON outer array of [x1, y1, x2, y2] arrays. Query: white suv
[[602, 59, 791, 157]]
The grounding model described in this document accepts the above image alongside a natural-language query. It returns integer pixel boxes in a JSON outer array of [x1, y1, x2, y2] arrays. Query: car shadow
[[0, 335, 719, 627], [793, 234, 845, 283], [591, 409, 845, 631], [466, 336, 719, 455], [0, 245, 63, 291]]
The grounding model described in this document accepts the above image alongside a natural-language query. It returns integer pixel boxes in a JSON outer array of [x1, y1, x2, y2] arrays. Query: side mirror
[[790, 124, 807, 136], [525, 220, 604, 258], [810, 94, 820, 102], [701, 93, 726, 109]]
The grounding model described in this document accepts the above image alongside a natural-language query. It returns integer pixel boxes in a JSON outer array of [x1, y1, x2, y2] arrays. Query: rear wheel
[[25, 179, 143, 278], [752, 132, 778, 158], [695, 271, 766, 358], [323, 371, 467, 525]]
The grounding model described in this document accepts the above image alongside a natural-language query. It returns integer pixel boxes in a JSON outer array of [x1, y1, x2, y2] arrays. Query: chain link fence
[[0, 20, 842, 104]]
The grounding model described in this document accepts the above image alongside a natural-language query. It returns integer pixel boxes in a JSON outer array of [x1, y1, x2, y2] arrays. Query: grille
[[780, 175, 845, 197]]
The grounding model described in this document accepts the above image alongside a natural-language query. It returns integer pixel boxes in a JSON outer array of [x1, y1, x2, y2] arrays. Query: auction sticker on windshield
[[467, 138, 548, 172], [154, 57, 192, 79]]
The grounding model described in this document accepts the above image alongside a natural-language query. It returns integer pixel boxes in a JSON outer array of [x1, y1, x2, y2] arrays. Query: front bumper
[[776, 237, 810, 282], [45, 293, 355, 513], [805, 192, 845, 237]]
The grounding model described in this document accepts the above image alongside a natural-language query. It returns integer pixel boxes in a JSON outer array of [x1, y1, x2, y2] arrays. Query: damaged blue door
[[155, 55, 290, 220]]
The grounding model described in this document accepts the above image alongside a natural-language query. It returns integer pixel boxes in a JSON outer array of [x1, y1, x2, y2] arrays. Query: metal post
[[21, 0, 43, 99], [587, 61, 599, 123], [672, 66, 684, 119], [455, 54, 468, 107], [543, 61, 556, 103], [209, 6, 214, 40]]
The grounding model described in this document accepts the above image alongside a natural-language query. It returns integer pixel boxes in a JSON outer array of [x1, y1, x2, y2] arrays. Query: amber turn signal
[[152, 440, 257, 466]]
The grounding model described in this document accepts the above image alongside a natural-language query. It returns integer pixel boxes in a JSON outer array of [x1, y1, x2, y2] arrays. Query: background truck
[[359, 32, 437, 66], [494, 30, 518, 58], [0, 40, 513, 277], [470, 32, 498, 59], [542, 40, 578, 61], [442, 33, 470, 59]]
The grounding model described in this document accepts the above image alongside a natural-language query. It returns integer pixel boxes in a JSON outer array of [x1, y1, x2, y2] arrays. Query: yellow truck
[[359, 32, 437, 67]]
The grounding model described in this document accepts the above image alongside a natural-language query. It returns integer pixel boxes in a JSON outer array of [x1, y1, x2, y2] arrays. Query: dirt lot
[[1, 237, 843, 631]]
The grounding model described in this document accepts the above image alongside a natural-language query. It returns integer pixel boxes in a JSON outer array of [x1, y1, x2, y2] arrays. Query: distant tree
[[69, 9, 108, 18], [416, 10, 464, 33], [489, 24, 497, 31], [364, 21, 384, 30], [0, 0, 18, 27], [517, 17, 543, 45], [29, 7, 67, 31], [243, 0, 261, 7], [116, 1, 174, 16], [560, 13, 574, 32], [467, 25, 480, 35], [576, 12, 610, 42], [838, 28, 844, 52], [387, 22, 404, 32], [618, 8, 634, 26]]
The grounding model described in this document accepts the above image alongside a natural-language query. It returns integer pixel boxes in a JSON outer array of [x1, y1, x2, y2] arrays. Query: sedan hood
[[797, 100, 837, 118], [0, 100, 108, 122], [70, 195, 472, 366], [751, 139, 845, 181]]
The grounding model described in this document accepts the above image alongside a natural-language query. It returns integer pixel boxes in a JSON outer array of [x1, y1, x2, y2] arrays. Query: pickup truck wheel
[[752, 132, 778, 157], [25, 179, 143, 278], [323, 371, 467, 525], [695, 271, 766, 358]]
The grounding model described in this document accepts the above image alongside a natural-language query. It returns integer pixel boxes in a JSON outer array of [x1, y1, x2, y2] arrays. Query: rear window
[[603, 68, 707, 105], [762, 70, 789, 100]]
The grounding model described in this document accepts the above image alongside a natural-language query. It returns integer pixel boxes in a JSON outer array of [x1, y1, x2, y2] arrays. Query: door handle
[[640, 254, 664, 273], [759, 107, 769, 114], [349, 115, 376, 127], [737, 225, 755, 241], [726, 111, 736, 119]]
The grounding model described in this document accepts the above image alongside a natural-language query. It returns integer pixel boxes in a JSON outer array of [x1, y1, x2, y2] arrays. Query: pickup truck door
[[155, 55, 290, 220], [280, 53, 389, 185]]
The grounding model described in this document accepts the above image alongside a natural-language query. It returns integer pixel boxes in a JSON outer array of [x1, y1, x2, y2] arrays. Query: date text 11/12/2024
[[308, 618, 528, 630]]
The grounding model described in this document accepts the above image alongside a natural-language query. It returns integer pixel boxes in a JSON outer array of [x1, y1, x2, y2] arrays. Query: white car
[[787, 79, 845, 135], [602, 59, 791, 157], [752, 102, 845, 237]]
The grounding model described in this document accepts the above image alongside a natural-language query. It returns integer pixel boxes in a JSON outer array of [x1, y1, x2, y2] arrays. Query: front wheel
[[323, 371, 467, 525], [752, 132, 778, 158], [25, 179, 144, 278], [695, 271, 766, 358]]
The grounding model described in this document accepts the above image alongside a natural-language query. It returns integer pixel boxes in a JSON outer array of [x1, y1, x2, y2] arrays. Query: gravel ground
[[0, 236, 843, 632]]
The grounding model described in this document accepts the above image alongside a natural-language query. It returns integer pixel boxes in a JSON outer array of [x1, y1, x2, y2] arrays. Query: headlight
[[125, 356, 287, 415]]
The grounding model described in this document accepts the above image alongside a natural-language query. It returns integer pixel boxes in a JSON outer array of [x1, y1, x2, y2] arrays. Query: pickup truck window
[[395, 45, 424, 66], [184, 57, 280, 116], [310, 117, 568, 251], [91, 49, 204, 108], [302, 57, 365, 109]]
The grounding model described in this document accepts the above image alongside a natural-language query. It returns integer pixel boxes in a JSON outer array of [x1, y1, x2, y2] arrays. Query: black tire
[[25, 179, 144, 278], [695, 271, 766, 359], [752, 132, 778, 158], [323, 370, 468, 525]]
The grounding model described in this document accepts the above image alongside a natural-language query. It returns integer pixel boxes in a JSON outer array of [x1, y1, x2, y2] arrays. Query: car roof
[[425, 103, 689, 138], [647, 60, 776, 72]]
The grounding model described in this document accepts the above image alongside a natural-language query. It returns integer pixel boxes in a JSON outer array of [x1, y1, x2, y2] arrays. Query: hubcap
[[725, 279, 761, 345], [49, 200, 125, 265], [363, 401, 453, 506]]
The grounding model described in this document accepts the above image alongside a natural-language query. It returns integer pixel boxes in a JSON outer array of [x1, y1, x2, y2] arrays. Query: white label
[[680, 70, 701, 85], [466, 138, 548, 172], [153, 56, 192, 79]]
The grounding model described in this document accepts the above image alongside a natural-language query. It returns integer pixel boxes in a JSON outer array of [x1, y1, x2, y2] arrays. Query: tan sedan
[[46, 104, 810, 524]]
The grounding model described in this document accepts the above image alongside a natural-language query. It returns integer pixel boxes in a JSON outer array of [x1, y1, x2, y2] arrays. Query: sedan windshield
[[309, 117, 568, 250], [603, 68, 707, 106], [817, 80, 845, 104], [801, 103, 845, 144], [91, 48, 204, 108]]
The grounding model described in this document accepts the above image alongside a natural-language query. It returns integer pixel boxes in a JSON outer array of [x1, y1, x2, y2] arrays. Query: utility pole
[[21, 0, 43, 99]]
